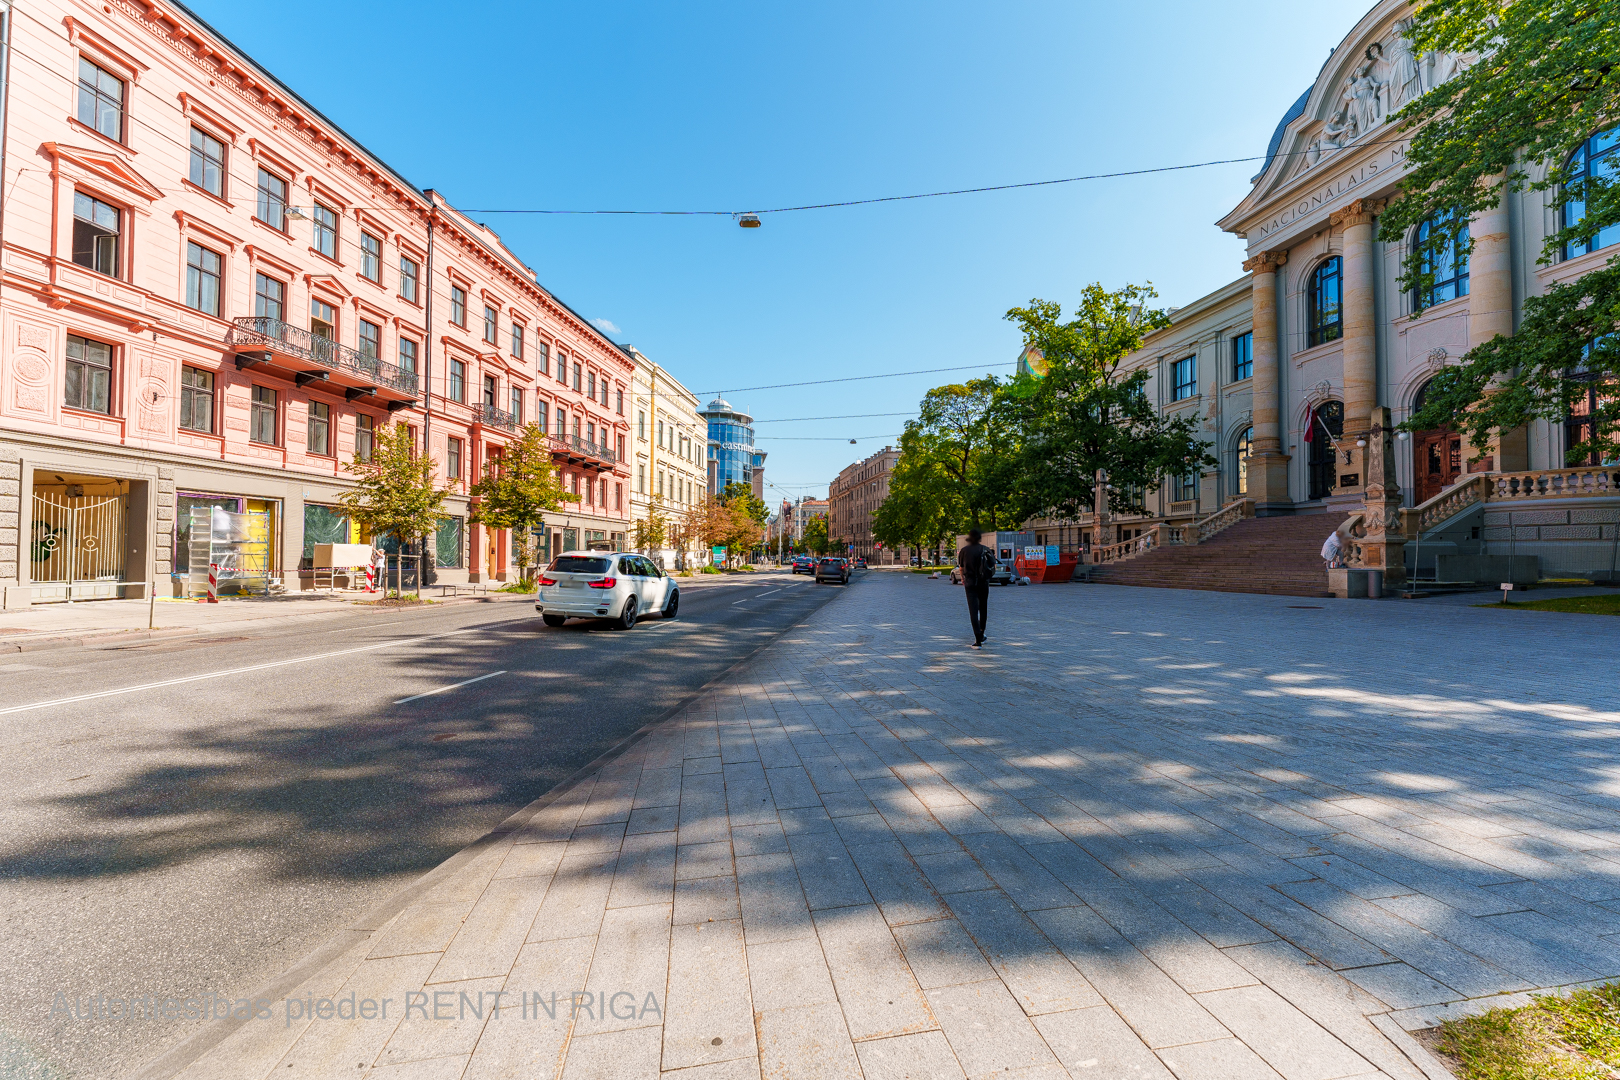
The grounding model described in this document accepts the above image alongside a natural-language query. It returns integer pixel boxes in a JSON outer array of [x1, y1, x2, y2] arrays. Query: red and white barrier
[[364, 564, 377, 592], [206, 562, 219, 604]]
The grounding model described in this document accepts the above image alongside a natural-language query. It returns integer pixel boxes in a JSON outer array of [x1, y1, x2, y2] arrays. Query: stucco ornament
[[1426, 347, 1450, 371]]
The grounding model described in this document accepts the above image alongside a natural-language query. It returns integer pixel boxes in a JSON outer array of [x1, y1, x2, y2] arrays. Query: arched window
[[1306, 400, 1343, 500], [1564, 127, 1620, 260], [1234, 426, 1253, 495], [1415, 213, 1470, 309], [1307, 257, 1343, 347]]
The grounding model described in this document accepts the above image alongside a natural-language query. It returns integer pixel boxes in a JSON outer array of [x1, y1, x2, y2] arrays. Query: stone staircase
[[1087, 513, 1348, 597]]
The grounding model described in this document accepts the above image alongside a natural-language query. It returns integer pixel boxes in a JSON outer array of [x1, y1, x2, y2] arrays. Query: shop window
[[1232, 332, 1252, 381], [77, 57, 124, 141], [447, 437, 462, 480], [435, 515, 463, 568], [360, 230, 382, 282], [449, 359, 466, 404], [180, 366, 214, 433], [1564, 127, 1620, 259], [189, 127, 225, 196], [399, 255, 419, 302], [450, 285, 467, 327], [356, 413, 374, 462], [65, 334, 113, 414], [398, 337, 418, 374], [255, 273, 285, 321], [72, 192, 120, 277], [313, 203, 338, 259], [511, 323, 524, 359], [256, 168, 288, 230], [185, 241, 222, 316], [483, 305, 497, 344], [307, 400, 330, 455], [1308, 257, 1343, 347], [250, 385, 278, 445], [1415, 212, 1470, 309], [358, 319, 381, 362], [301, 503, 349, 568]]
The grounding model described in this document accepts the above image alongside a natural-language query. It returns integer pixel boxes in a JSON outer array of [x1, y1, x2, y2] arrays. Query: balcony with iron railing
[[549, 433, 618, 468], [231, 318, 420, 397], [471, 403, 519, 431]]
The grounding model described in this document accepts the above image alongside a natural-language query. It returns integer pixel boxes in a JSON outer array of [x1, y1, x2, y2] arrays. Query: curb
[[133, 581, 842, 1080], [0, 627, 201, 653]]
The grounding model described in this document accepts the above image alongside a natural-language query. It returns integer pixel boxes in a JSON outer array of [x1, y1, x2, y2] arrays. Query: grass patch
[[910, 566, 954, 574], [1476, 594, 1620, 615], [1423, 983, 1620, 1080], [700, 565, 722, 574]]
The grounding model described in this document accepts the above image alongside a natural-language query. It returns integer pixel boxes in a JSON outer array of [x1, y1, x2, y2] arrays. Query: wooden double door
[[1414, 429, 1463, 505]]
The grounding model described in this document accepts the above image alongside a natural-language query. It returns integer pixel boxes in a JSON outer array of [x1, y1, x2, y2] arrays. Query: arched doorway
[[1306, 400, 1343, 500], [1411, 380, 1464, 504]]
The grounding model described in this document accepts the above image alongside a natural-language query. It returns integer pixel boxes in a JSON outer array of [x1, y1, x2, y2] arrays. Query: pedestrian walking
[[957, 529, 995, 648]]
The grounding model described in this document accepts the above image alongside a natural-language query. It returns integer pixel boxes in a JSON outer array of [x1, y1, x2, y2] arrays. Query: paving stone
[[493, 841, 567, 881], [1371, 893, 1604, 986], [891, 918, 997, 989], [736, 852, 815, 945], [813, 904, 935, 1040], [625, 805, 679, 835], [664, 920, 757, 1071], [788, 832, 875, 911], [566, 821, 629, 856], [432, 876, 551, 982], [855, 1030, 969, 1080], [766, 766, 824, 809], [847, 839, 949, 926], [1076, 885, 1258, 994], [586, 903, 671, 1031], [1339, 963, 1460, 1010], [756, 1002, 864, 1080], [1479, 909, 1620, 979], [367, 902, 473, 960], [461, 936, 595, 1080], [379, 976, 504, 1066], [1194, 984, 1373, 1080], [676, 841, 735, 882], [559, 1025, 663, 1080], [747, 935, 839, 1011], [1180, 868, 1392, 971], [943, 890, 1102, 1015], [957, 835, 1080, 911], [1155, 1037, 1289, 1080], [1034, 1006, 1177, 1080], [528, 850, 620, 943], [914, 849, 994, 895], [608, 832, 678, 909], [674, 874, 741, 925], [274, 952, 440, 1079], [925, 980, 1063, 1080]]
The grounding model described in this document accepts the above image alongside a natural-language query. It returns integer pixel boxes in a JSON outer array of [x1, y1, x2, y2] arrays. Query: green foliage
[[872, 447, 956, 557], [634, 498, 669, 553], [1382, 0, 1620, 457], [1433, 983, 1620, 1079], [718, 480, 770, 525], [800, 513, 830, 556], [339, 423, 448, 554], [468, 423, 572, 570]]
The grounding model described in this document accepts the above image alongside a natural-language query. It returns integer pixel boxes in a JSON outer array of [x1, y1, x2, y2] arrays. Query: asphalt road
[[0, 570, 847, 1080]]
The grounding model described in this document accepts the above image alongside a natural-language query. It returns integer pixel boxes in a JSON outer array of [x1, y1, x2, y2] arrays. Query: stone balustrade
[[1193, 498, 1255, 544], [1090, 533, 1154, 565], [1402, 467, 1620, 541]]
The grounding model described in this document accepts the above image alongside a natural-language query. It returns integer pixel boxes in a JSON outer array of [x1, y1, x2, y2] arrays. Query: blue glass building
[[700, 397, 756, 495]]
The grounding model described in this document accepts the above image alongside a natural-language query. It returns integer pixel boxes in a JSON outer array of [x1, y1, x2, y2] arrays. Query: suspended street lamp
[[734, 212, 762, 228]]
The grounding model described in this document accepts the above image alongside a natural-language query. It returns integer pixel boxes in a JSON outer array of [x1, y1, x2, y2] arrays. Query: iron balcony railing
[[231, 317, 420, 396], [549, 433, 617, 467], [471, 403, 519, 431]]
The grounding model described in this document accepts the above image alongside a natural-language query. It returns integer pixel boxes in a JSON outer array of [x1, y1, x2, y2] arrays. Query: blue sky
[[188, 0, 1368, 501]]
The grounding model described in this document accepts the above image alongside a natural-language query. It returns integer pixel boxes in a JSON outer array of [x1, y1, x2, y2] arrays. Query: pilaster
[[1241, 250, 1292, 512], [1331, 198, 1386, 494]]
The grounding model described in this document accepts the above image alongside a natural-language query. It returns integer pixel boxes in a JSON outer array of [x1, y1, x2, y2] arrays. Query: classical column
[[1240, 249, 1291, 512], [1332, 198, 1384, 494], [1468, 175, 1526, 469]]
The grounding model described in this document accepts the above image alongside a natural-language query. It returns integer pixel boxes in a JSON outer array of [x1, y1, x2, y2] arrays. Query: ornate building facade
[[828, 446, 904, 564], [627, 347, 703, 569], [0, 0, 632, 604]]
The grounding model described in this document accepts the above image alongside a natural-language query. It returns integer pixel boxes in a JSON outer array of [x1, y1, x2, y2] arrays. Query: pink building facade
[[0, 0, 632, 604]]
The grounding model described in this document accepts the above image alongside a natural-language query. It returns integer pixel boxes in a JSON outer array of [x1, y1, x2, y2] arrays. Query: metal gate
[[30, 491, 127, 601]]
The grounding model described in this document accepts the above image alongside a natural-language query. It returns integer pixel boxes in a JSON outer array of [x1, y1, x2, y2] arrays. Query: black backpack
[[973, 546, 996, 582]]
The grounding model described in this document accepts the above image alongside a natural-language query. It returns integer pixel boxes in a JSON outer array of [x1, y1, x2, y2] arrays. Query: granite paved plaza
[[171, 573, 1620, 1080]]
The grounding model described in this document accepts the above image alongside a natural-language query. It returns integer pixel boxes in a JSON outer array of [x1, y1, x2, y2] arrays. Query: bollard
[[207, 562, 219, 604]]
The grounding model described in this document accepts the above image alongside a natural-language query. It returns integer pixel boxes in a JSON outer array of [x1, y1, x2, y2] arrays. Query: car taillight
[[587, 577, 617, 589], [538, 576, 557, 586]]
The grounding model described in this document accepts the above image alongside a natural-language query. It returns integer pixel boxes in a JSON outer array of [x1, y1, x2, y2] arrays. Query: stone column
[[1333, 198, 1385, 494], [1093, 467, 1112, 547], [1468, 176, 1526, 470], [1240, 250, 1292, 512], [1360, 405, 1406, 595]]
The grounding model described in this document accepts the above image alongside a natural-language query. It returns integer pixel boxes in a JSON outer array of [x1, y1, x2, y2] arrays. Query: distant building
[[827, 446, 903, 564], [625, 348, 703, 569], [700, 398, 765, 499]]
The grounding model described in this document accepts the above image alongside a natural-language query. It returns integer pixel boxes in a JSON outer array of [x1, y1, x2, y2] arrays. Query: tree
[[718, 480, 769, 526], [1003, 283, 1215, 521], [800, 513, 830, 557], [872, 449, 954, 563], [1383, 1, 1620, 462], [468, 423, 573, 578], [339, 423, 449, 597], [633, 498, 669, 556], [899, 378, 1022, 533]]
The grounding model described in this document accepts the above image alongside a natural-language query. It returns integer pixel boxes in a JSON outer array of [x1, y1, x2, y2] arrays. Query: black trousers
[[964, 582, 989, 642]]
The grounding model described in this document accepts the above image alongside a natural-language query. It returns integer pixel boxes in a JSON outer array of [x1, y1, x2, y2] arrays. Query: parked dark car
[[791, 555, 817, 575], [854, 557, 868, 569], [815, 558, 851, 585]]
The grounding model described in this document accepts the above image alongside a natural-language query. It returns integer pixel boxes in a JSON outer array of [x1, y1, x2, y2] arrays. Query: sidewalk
[[151, 575, 1620, 1080]]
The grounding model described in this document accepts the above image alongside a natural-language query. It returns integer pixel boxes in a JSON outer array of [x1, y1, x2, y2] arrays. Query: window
[[616, 484, 623, 511], [588, 370, 597, 400], [1234, 426, 1253, 495], [1415, 213, 1470, 309], [1564, 127, 1620, 259], [64, 334, 112, 413], [310, 298, 336, 340], [617, 434, 625, 459], [447, 437, 463, 480], [399, 255, 419, 302], [449, 359, 466, 404], [1171, 356, 1196, 401], [450, 285, 467, 326], [483, 305, 498, 344], [435, 516, 464, 567], [537, 404, 548, 434], [483, 373, 498, 407], [185, 242, 222, 316], [657, 471, 664, 498], [573, 362, 582, 391], [398, 337, 418, 374], [189, 127, 225, 197], [1232, 332, 1253, 382], [616, 388, 624, 414], [71, 192, 120, 276], [637, 463, 646, 493], [180, 366, 214, 432], [313, 203, 338, 259], [511, 387, 524, 424], [657, 419, 665, 448], [76, 58, 124, 141], [556, 352, 568, 384], [1307, 257, 1343, 347], [511, 323, 524, 358], [1174, 472, 1198, 502], [250, 385, 278, 444], [557, 407, 566, 434], [360, 231, 382, 282], [307, 400, 331, 455], [356, 413, 374, 462], [358, 319, 381, 362], [638, 410, 646, 440], [256, 169, 288, 230], [537, 341, 550, 376], [254, 273, 285, 321]]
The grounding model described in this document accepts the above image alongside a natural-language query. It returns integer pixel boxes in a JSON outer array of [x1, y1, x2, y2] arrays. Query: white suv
[[536, 551, 679, 630]]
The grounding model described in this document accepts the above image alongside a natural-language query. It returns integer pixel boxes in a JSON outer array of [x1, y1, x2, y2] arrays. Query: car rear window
[[551, 556, 611, 574]]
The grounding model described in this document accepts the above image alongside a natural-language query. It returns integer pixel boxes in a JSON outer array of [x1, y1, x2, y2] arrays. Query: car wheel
[[542, 613, 567, 627], [615, 597, 638, 630], [664, 590, 679, 618]]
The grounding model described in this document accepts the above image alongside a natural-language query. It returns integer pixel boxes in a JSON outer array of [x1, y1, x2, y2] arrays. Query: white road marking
[[732, 587, 784, 604], [393, 670, 507, 705], [0, 627, 488, 716]]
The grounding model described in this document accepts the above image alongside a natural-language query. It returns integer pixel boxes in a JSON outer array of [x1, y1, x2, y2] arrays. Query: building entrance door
[[1306, 400, 1343, 501], [1414, 429, 1463, 504], [30, 489, 127, 601]]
